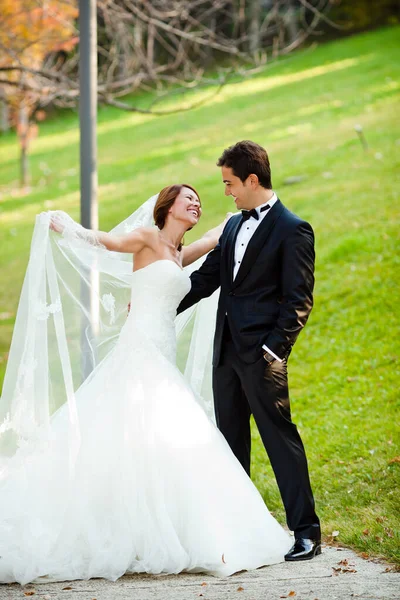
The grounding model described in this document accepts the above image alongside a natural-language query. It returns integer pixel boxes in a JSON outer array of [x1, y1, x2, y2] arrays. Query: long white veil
[[0, 195, 218, 468]]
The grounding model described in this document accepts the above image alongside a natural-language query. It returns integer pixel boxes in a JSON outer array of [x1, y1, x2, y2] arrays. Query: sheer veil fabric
[[0, 194, 217, 464]]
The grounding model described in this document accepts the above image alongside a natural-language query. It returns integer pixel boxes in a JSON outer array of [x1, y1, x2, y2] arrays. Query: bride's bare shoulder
[[128, 226, 158, 241]]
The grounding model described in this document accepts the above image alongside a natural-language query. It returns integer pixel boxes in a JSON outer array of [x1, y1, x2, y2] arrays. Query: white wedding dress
[[0, 258, 291, 585]]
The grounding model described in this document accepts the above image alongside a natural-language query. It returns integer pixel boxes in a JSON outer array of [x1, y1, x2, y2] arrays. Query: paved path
[[0, 547, 398, 600]]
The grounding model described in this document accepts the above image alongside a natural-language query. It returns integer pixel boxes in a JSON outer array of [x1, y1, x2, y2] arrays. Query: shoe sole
[[284, 545, 322, 562]]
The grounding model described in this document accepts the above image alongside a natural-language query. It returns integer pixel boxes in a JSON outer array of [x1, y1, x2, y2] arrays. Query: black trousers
[[212, 321, 320, 540]]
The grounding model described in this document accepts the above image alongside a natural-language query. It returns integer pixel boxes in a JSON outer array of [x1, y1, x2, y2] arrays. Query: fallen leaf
[[237, 586, 244, 592], [343, 568, 357, 573], [62, 587, 73, 591], [362, 528, 370, 536], [375, 536, 384, 543], [201, 582, 208, 586], [376, 516, 385, 523], [385, 528, 394, 538], [338, 558, 349, 566], [360, 552, 369, 559], [288, 593, 296, 598], [222, 554, 226, 564], [23, 593, 35, 597], [388, 456, 400, 464]]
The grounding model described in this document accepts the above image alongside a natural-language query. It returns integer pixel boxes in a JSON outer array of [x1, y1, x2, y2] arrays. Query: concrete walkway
[[0, 546, 399, 600]]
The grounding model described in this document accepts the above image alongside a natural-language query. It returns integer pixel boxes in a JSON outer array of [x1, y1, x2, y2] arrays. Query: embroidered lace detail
[[16, 358, 38, 394], [102, 293, 116, 324], [0, 413, 11, 434], [35, 298, 62, 321]]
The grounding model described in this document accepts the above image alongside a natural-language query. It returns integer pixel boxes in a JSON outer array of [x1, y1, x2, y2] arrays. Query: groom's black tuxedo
[[179, 199, 315, 366], [178, 198, 320, 541]]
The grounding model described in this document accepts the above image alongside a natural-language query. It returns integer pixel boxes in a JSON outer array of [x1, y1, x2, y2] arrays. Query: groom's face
[[221, 166, 251, 210]]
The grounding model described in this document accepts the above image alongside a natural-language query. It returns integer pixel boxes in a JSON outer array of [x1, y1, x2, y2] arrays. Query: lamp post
[[79, 0, 98, 231], [78, 0, 99, 379]]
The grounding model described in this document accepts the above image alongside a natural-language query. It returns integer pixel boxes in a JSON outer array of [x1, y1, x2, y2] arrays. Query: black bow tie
[[241, 204, 270, 222]]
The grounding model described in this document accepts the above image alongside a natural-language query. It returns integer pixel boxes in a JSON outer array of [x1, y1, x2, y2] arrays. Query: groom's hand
[[262, 349, 276, 366]]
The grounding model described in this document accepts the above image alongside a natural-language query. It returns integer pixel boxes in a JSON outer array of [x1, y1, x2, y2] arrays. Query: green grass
[[1, 26, 400, 564]]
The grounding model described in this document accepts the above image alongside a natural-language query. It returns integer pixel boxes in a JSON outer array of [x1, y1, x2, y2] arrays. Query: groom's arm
[[177, 242, 222, 314], [263, 221, 315, 361]]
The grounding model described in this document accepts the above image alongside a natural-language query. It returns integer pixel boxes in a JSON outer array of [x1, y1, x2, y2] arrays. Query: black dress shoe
[[284, 538, 322, 561]]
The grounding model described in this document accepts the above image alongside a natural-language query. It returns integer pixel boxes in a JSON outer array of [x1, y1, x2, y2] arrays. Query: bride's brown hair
[[154, 184, 201, 250]]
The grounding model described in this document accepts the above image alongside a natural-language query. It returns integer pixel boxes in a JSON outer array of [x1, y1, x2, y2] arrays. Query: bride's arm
[[182, 213, 233, 267], [88, 227, 155, 253], [50, 215, 156, 254]]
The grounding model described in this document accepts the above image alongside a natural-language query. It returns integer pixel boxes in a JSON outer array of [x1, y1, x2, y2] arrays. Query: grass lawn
[[0, 26, 399, 564]]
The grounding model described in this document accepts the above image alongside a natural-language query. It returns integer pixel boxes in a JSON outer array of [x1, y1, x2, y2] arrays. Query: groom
[[178, 141, 321, 561]]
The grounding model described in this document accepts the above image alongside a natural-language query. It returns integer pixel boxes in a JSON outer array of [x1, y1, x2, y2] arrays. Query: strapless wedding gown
[[0, 260, 291, 585]]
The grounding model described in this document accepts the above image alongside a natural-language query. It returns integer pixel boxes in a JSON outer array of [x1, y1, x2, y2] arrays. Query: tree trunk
[[18, 105, 29, 187], [147, 22, 155, 74], [134, 18, 143, 51], [0, 93, 9, 133], [285, 0, 299, 44], [20, 144, 29, 187], [249, 0, 262, 54]]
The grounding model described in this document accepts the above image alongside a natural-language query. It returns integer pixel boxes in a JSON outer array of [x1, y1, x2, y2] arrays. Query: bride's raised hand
[[203, 212, 233, 244], [49, 210, 74, 233]]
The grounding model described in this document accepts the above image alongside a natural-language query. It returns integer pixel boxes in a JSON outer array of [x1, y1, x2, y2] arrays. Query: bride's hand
[[204, 212, 233, 245], [49, 212, 66, 234]]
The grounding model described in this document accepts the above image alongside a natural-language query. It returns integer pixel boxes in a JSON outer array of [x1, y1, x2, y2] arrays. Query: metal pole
[[79, 0, 98, 230], [79, 0, 98, 380]]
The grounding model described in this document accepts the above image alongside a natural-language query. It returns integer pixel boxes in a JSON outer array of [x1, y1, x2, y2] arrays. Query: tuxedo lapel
[[227, 215, 244, 286], [232, 200, 285, 289]]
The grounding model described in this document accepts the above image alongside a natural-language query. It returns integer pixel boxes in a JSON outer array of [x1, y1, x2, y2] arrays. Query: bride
[[0, 184, 291, 585]]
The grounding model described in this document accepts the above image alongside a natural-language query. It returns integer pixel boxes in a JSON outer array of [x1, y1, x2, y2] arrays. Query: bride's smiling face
[[169, 186, 202, 228]]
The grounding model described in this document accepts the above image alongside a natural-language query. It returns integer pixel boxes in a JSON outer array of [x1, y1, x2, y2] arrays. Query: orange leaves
[[332, 558, 357, 575], [0, 0, 78, 67], [280, 592, 296, 598], [0, 0, 78, 108]]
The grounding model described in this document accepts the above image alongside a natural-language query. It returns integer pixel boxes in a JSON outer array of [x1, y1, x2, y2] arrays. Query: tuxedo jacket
[[177, 199, 315, 366]]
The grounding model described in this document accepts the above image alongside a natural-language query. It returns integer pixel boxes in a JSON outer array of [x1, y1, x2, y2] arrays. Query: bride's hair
[[154, 184, 201, 250]]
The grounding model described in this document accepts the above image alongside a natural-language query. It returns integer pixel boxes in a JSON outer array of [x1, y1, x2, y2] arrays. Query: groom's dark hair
[[217, 141, 272, 188]]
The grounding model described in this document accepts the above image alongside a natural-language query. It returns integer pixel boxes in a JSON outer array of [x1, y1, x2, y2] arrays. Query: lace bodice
[[121, 260, 191, 362]]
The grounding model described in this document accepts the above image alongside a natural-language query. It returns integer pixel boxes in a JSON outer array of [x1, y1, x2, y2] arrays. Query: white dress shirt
[[233, 192, 282, 362]]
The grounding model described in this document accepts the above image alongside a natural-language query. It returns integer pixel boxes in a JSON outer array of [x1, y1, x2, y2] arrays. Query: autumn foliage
[[0, 0, 78, 185]]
